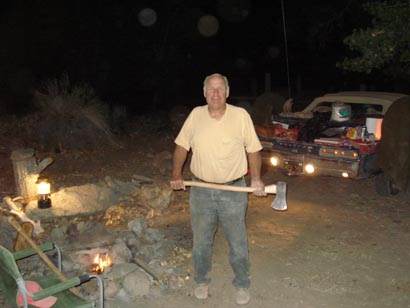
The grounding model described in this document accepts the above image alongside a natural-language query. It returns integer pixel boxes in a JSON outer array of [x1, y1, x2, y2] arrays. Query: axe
[[183, 181, 287, 211]]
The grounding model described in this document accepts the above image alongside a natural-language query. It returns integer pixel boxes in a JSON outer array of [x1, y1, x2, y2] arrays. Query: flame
[[92, 252, 111, 274]]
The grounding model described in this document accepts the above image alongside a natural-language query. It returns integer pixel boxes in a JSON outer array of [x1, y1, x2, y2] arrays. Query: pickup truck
[[257, 91, 407, 179]]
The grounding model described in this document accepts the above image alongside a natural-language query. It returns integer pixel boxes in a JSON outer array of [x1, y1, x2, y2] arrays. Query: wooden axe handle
[[183, 181, 277, 194]]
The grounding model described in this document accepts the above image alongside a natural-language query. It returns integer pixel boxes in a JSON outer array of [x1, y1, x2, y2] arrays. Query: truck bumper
[[262, 151, 374, 179]]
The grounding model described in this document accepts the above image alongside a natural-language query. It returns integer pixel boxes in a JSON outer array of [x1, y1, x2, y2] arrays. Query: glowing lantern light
[[37, 179, 52, 209]]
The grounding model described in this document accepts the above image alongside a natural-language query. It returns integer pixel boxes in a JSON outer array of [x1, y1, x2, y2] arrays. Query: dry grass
[[32, 74, 117, 151]]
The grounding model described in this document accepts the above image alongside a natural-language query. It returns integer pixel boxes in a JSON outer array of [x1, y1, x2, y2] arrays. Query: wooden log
[[7, 217, 84, 298], [13, 222, 33, 252], [10, 148, 53, 200], [3, 196, 44, 235]]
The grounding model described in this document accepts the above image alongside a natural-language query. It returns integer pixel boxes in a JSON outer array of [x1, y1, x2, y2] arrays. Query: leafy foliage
[[338, 0, 410, 78]]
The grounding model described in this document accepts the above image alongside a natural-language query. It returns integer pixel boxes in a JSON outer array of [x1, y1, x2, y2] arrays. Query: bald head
[[203, 73, 229, 92]]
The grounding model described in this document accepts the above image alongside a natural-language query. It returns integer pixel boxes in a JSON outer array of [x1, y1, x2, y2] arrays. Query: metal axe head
[[271, 181, 287, 211]]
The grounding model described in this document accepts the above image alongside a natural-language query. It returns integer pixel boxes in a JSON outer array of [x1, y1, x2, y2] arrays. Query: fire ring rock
[[133, 185, 173, 210]]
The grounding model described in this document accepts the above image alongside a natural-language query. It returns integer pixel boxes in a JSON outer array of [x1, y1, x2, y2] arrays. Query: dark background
[[0, 0, 399, 115]]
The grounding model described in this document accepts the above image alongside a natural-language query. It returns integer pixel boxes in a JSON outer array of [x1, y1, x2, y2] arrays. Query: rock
[[133, 185, 173, 210], [110, 242, 132, 264], [126, 236, 141, 248], [103, 277, 121, 299], [49, 226, 67, 241], [122, 270, 151, 298], [128, 218, 148, 237], [111, 263, 139, 282], [143, 228, 165, 243], [25, 176, 139, 219]]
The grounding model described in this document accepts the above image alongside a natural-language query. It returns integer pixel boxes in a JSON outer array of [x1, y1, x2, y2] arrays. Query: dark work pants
[[189, 177, 250, 288]]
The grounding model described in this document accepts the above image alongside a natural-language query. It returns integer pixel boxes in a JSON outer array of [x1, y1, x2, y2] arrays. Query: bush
[[33, 74, 117, 151]]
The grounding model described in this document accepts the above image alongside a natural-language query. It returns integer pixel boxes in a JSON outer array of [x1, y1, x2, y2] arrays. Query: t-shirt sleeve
[[174, 111, 193, 151], [242, 111, 263, 153]]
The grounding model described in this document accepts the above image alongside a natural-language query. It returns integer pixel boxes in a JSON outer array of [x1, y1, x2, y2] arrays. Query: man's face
[[204, 76, 229, 109]]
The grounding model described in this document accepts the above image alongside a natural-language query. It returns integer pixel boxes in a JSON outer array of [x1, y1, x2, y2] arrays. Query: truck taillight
[[320, 147, 359, 159]]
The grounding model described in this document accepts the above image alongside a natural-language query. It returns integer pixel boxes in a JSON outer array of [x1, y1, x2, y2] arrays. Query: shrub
[[33, 74, 117, 151]]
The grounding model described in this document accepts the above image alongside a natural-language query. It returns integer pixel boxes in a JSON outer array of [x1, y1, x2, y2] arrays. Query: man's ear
[[226, 87, 230, 98]]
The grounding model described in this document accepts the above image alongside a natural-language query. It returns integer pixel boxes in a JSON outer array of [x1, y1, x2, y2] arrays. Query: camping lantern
[[37, 179, 52, 209]]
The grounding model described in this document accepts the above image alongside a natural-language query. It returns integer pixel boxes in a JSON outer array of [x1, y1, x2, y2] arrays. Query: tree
[[338, 0, 410, 80]]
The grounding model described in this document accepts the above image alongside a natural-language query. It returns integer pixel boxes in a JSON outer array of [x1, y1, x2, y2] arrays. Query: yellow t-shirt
[[175, 104, 262, 183]]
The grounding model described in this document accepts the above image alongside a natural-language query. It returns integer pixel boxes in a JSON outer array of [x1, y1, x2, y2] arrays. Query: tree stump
[[10, 148, 53, 200]]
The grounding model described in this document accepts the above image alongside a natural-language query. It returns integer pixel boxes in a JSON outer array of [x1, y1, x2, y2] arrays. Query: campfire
[[91, 251, 111, 274]]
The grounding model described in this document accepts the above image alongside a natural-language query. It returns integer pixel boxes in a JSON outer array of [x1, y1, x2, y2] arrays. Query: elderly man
[[170, 73, 266, 305]]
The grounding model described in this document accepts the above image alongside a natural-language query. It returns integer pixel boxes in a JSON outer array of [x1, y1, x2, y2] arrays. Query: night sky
[[0, 0, 378, 114]]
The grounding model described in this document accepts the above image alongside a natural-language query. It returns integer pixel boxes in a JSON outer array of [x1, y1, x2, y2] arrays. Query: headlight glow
[[270, 156, 279, 166], [305, 163, 315, 174]]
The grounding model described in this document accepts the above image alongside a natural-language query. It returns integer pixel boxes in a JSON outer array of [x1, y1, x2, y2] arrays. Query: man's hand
[[251, 178, 267, 197], [171, 145, 188, 190], [247, 151, 266, 197], [170, 175, 186, 190]]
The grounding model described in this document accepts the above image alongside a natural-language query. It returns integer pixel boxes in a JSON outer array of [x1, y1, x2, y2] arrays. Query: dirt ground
[[1, 129, 410, 308]]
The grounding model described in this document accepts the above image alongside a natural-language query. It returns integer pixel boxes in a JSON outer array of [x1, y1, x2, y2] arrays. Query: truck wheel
[[375, 173, 400, 196]]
